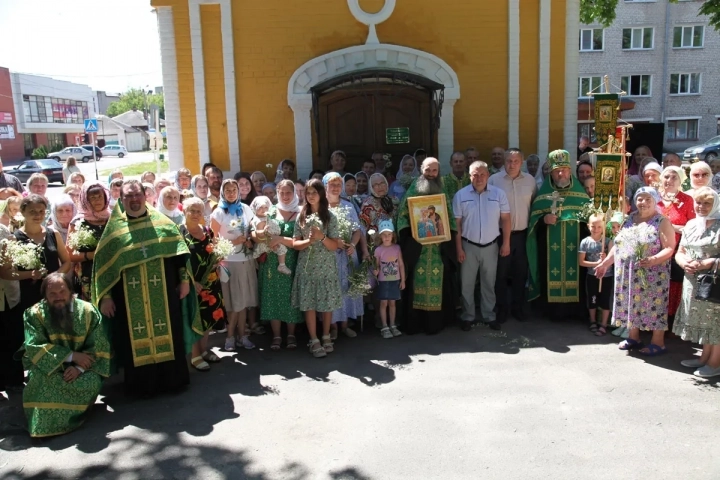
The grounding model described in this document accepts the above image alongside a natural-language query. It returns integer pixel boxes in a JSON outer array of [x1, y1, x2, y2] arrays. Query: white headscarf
[[157, 186, 183, 222], [250, 195, 273, 217], [276, 180, 300, 213], [49, 194, 77, 242], [395, 155, 419, 179], [693, 187, 720, 234]]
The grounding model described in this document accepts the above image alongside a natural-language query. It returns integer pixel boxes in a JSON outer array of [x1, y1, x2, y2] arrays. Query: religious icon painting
[[407, 194, 451, 245], [601, 167, 615, 184], [593, 153, 624, 211]]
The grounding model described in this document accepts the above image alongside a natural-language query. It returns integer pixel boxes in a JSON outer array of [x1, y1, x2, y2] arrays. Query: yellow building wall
[[519, 0, 540, 156], [549, 0, 568, 150]]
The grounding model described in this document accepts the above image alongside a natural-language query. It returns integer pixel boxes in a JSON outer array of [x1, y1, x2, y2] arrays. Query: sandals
[[308, 338, 327, 358], [286, 335, 297, 350], [639, 344, 667, 357], [321, 335, 334, 353], [202, 351, 221, 363], [588, 322, 599, 333], [618, 338, 644, 351], [271, 336, 282, 351], [191, 356, 210, 372], [595, 326, 608, 337]]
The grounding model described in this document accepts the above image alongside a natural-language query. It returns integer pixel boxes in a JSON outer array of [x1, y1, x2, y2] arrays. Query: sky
[[0, 0, 162, 94]]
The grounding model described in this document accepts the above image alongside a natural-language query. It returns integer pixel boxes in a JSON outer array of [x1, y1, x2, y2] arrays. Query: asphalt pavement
[[1, 316, 718, 480]]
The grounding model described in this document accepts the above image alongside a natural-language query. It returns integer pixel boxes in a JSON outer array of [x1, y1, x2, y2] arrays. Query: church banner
[[593, 93, 619, 144], [593, 153, 624, 212]]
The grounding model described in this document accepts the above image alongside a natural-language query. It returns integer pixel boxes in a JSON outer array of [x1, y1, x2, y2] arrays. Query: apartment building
[[578, 0, 720, 155]]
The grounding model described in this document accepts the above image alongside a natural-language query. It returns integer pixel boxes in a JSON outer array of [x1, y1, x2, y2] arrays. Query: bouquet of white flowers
[[0, 239, 47, 276], [614, 222, 657, 288], [304, 213, 323, 272], [228, 218, 249, 255], [66, 225, 99, 252], [346, 228, 376, 298]]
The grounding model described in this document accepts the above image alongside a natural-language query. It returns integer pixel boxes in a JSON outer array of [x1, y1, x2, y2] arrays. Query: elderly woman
[[686, 161, 713, 198], [673, 187, 720, 377], [190, 174, 216, 224], [324, 172, 367, 339], [596, 187, 676, 355], [66, 181, 110, 301], [157, 186, 184, 225], [657, 166, 696, 329], [250, 171, 267, 196], [143, 182, 157, 207], [62, 156, 81, 184], [180, 197, 225, 371], [48, 194, 77, 243], [252, 180, 303, 350], [262, 182, 277, 204], [210, 179, 258, 351], [389, 154, 419, 201], [641, 161, 663, 188], [360, 173, 395, 236], [175, 167, 192, 191], [626, 157, 660, 200]]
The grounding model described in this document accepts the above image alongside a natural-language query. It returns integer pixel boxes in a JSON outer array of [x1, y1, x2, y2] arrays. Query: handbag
[[695, 258, 720, 304]]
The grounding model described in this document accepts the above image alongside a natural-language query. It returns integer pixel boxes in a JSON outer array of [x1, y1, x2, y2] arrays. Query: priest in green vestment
[[92, 180, 201, 396], [442, 151, 470, 201], [527, 150, 590, 319], [19, 273, 111, 438], [397, 157, 457, 334]]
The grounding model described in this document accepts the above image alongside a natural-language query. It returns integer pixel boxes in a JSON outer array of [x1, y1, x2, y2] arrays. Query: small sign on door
[[386, 127, 410, 145]]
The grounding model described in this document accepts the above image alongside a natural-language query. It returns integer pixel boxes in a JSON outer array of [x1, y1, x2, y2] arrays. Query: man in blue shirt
[[453, 161, 511, 331]]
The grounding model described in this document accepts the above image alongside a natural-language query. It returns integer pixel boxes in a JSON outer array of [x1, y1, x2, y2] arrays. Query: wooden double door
[[316, 85, 434, 173]]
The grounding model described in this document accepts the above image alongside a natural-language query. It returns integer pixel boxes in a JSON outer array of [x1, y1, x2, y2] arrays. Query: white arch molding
[[287, 44, 461, 179]]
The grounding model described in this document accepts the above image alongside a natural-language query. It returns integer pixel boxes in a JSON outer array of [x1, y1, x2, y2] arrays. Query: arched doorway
[[312, 70, 443, 172]]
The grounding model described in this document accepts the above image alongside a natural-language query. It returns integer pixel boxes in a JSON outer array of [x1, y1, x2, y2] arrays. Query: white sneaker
[[381, 327, 393, 339], [694, 365, 720, 378], [224, 336, 236, 351], [277, 264, 292, 275], [236, 335, 255, 350], [681, 358, 705, 368], [390, 325, 402, 337]]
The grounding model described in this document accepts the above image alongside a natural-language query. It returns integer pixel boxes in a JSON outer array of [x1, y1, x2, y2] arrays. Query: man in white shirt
[[489, 148, 537, 322], [453, 161, 511, 331]]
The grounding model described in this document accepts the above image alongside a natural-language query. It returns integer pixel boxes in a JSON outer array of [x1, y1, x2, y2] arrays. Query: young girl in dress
[[373, 221, 405, 338], [250, 196, 292, 275], [158, 186, 184, 225]]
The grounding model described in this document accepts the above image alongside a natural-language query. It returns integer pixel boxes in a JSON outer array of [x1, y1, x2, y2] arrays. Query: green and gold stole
[[527, 178, 589, 303], [92, 205, 199, 366]]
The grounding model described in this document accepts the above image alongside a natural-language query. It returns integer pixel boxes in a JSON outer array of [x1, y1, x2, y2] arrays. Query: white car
[[48, 146, 94, 163], [101, 145, 128, 158]]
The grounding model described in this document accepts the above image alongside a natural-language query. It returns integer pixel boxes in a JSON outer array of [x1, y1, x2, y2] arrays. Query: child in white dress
[[250, 196, 291, 275]]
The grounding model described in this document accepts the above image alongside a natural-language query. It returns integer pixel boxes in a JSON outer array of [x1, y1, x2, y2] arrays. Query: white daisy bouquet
[[66, 225, 99, 252], [0, 239, 47, 275], [614, 222, 657, 288], [211, 237, 234, 262], [228, 218, 249, 254], [304, 213, 323, 272], [347, 228, 376, 298]]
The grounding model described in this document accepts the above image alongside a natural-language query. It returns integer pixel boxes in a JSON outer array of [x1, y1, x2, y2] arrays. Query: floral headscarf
[[49, 194, 77, 240], [369, 172, 394, 215], [72, 181, 110, 224]]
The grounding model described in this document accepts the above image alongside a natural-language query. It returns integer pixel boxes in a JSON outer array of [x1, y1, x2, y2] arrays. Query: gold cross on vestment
[[551, 243, 560, 251], [551, 268, 560, 276], [432, 268, 440, 276], [567, 243, 576, 252], [139, 245, 149, 258], [128, 277, 140, 289], [568, 267, 576, 276], [133, 322, 146, 334], [417, 267, 425, 275], [149, 275, 161, 287], [154, 319, 167, 329]]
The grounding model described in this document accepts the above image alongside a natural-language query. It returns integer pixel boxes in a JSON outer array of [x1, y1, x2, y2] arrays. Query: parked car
[[48, 146, 94, 163], [80, 145, 103, 160], [5, 159, 64, 184], [683, 136, 720, 161], [101, 145, 128, 158]]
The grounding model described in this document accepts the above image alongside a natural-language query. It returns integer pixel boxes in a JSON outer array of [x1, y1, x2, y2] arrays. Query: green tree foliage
[[106, 88, 164, 119], [581, 0, 720, 30], [31, 145, 48, 159]]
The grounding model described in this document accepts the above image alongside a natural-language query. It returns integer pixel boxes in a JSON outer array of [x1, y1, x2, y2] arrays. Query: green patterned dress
[[290, 212, 342, 313], [257, 208, 302, 323]]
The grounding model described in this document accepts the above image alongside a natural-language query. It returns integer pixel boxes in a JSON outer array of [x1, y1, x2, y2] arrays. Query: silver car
[[48, 146, 94, 163], [683, 135, 720, 161], [101, 145, 128, 158]]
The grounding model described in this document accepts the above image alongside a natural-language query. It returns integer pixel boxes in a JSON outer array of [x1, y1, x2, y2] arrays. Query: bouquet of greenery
[[346, 228, 376, 298], [330, 204, 359, 269], [576, 201, 600, 223]]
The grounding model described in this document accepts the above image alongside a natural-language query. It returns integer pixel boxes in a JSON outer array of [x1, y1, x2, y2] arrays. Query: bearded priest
[[527, 150, 590, 321], [396, 157, 458, 334]]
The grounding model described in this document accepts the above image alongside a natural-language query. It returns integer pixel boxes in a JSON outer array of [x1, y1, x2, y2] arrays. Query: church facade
[[151, 0, 580, 177]]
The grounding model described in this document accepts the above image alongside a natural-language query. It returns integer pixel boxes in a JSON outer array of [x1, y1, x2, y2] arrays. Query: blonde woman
[[62, 156, 81, 184], [686, 161, 713, 198]]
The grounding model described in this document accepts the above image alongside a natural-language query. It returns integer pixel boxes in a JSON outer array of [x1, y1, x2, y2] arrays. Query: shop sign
[[0, 112, 13, 124], [0, 125, 15, 140]]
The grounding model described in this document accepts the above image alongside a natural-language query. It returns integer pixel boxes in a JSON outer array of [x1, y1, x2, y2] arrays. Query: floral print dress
[[290, 212, 342, 313], [612, 214, 670, 331], [672, 220, 720, 344], [181, 225, 226, 331]]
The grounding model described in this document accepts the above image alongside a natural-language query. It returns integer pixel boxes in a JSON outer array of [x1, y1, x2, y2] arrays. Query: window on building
[[22, 95, 88, 124], [673, 25, 704, 48], [666, 119, 699, 141], [46, 133, 65, 149], [579, 28, 604, 51], [577, 123, 597, 144], [621, 75, 652, 96], [578, 76, 603, 98], [670, 73, 701, 95], [622, 27, 654, 50]]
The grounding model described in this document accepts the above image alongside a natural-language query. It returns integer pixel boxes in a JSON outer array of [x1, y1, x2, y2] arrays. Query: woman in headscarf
[[388, 154, 419, 201], [48, 194, 77, 244], [234, 172, 258, 206], [250, 171, 267, 196], [323, 172, 366, 340], [174, 168, 192, 191], [67, 181, 111, 301], [595, 187, 676, 356], [360, 173, 395, 239], [262, 182, 277, 204], [641, 161, 663, 188], [190, 174, 216, 225], [657, 166, 696, 330], [686, 161, 713, 198], [273, 159, 296, 183], [626, 145, 653, 177], [252, 179, 303, 350], [673, 186, 720, 377], [210, 179, 258, 352], [342, 174, 357, 197], [157, 186, 184, 225]]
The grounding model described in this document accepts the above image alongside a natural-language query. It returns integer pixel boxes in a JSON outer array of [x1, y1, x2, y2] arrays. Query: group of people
[[0, 141, 719, 439]]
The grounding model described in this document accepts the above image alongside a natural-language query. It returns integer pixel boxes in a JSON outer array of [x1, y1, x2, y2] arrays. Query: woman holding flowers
[[181, 197, 227, 371], [291, 179, 342, 358], [657, 166, 695, 329], [66, 182, 111, 302], [211, 179, 258, 352], [673, 187, 720, 378], [252, 180, 303, 350], [360, 173, 395, 240], [595, 187, 676, 356], [323, 172, 367, 339], [191, 174, 217, 225]]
